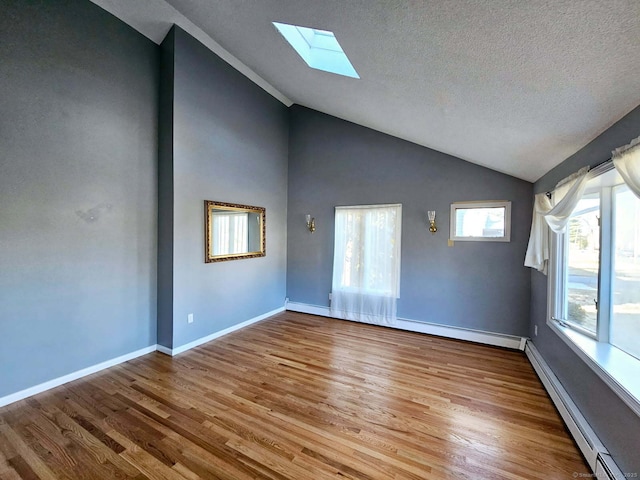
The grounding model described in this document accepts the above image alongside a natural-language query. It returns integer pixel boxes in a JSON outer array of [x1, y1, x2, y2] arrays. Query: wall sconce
[[306, 214, 316, 233], [427, 210, 437, 234]]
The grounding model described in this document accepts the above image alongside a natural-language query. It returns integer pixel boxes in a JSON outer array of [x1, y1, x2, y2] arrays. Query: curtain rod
[[545, 157, 614, 198]]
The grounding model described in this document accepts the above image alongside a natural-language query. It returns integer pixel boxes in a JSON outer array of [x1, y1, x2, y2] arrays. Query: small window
[[450, 201, 511, 242], [272, 22, 359, 78]]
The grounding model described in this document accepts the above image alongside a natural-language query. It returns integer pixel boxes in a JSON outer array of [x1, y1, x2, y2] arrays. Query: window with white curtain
[[545, 162, 640, 411], [525, 136, 640, 411], [330, 204, 402, 326], [549, 165, 640, 360]]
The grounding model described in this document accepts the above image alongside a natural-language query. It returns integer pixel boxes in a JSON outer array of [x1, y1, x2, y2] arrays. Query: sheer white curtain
[[613, 136, 640, 199], [524, 167, 590, 273], [330, 204, 402, 326], [524, 193, 552, 274], [545, 167, 591, 233]]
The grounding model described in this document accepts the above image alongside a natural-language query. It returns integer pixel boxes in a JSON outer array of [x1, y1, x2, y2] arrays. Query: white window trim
[[546, 173, 640, 418], [449, 200, 511, 242]]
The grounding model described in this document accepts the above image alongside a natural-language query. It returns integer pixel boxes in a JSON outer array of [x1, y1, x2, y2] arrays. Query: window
[[543, 144, 640, 413], [450, 201, 511, 242], [564, 192, 600, 335], [272, 22, 359, 78], [552, 166, 640, 361], [330, 204, 402, 325], [610, 185, 640, 359]]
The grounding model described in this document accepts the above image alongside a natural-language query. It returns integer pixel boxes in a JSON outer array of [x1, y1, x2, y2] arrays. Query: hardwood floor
[[0, 312, 589, 479]]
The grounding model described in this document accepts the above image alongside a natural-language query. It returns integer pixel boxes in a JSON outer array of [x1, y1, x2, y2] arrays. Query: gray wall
[[157, 27, 176, 349], [0, 0, 159, 396], [530, 105, 640, 474], [287, 106, 532, 336], [158, 27, 289, 349]]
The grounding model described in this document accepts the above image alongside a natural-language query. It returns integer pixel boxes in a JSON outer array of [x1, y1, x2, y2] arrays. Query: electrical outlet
[[328, 293, 332, 301], [188, 313, 194, 324], [448, 239, 454, 247], [534, 325, 538, 336]]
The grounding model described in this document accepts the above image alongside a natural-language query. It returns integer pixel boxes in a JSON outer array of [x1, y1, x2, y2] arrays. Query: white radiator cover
[[595, 454, 626, 480], [525, 342, 626, 479]]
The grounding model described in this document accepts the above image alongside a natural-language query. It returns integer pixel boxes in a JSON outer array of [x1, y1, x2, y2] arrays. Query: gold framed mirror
[[204, 200, 266, 263]]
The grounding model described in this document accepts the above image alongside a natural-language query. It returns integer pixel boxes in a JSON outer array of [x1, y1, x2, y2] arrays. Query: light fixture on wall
[[306, 214, 316, 233], [427, 211, 437, 234]]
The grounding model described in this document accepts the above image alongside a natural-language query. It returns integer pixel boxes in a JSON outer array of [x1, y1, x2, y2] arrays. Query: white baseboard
[[0, 345, 157, 408], [525, 341, 609, 472], [156, 344, 172, 356], [286, 302, 525, 350], [0, 306, 286, 408], [286, 302, 329, 317], [158, 306, 285, 356]]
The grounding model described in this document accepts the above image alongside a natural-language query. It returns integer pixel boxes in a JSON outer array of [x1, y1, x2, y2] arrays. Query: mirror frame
[[204, 200, 266, 263]]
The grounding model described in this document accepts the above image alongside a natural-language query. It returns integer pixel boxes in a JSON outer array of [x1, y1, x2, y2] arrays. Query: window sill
[[547, 319, 640, 417]]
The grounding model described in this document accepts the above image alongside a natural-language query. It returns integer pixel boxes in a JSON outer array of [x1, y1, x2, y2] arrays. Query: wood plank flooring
[[0, 312, 590, 479]]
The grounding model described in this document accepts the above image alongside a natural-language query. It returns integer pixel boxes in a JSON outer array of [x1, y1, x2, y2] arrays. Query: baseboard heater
[[595, 454, 627, 480], [525, 342, 625, 479]]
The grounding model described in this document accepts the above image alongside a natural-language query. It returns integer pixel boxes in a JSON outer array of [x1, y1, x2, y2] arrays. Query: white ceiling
[[92, 0, 640, 182]]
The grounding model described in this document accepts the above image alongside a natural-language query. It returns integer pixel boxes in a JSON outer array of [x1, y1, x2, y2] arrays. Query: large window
[[330, 204, 402, 326], [553, 167, 640, 361], [564, 192, 600, 335], [610, 184, 640, 359]]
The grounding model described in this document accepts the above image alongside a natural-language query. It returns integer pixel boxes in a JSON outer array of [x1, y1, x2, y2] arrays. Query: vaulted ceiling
[[93, 0, 640, 182]]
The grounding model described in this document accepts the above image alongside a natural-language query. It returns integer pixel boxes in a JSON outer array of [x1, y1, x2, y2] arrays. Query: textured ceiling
[[92, 0, 640, 181]]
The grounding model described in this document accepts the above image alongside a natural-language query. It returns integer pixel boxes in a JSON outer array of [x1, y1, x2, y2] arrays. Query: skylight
[[272, 22, 359, 79]]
